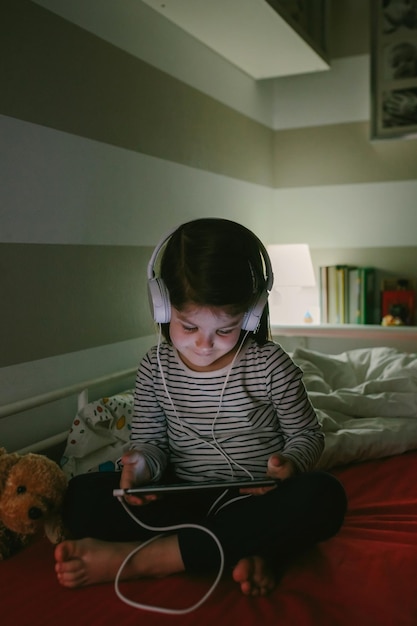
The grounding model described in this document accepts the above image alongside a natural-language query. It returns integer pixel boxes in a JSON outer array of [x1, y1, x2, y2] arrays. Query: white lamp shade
[[267, 244, 316, 288]]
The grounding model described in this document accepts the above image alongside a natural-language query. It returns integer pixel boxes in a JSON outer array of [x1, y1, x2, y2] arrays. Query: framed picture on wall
[[371, 0, 417, 139]]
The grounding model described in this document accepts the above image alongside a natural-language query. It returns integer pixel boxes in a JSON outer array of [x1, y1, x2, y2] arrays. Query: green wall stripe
[[1, 243, 155, 367], [0, 0, 272, 187], [273, 121, 417, 188]]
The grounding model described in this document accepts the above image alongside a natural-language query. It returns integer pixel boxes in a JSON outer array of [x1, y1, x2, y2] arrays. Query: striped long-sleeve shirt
[[131, 339, 324, 482]]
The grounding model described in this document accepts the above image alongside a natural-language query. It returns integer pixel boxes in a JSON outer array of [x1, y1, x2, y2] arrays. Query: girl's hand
[[239, 454, 296, 496], [120, 450, 157, 506], [267, 453, 296, 481], [239, 483, 276, 496]]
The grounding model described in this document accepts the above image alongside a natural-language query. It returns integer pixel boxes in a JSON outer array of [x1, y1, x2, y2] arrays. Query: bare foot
[[55, 535, 184, 588], [232, 556, 276, 596], [55, 538, 140, 588]]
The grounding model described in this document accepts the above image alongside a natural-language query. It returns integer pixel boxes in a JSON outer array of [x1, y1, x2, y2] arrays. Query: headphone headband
[[147, 222, 274, 331], [147, 225, 179, 283]]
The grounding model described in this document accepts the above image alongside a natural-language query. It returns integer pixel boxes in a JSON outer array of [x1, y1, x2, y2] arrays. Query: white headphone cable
[[209, 329, 255, 481], [115, 325, 256, 612], [114, 495, 224, 615], [155, 325, 249, 478]]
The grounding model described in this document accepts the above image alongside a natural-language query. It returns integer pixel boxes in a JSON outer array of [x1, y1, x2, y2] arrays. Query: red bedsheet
[[3, 451, 417, 626]]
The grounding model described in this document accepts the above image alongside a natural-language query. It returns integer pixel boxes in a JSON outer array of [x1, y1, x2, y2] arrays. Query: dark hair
[[159, 218, 271, 344]]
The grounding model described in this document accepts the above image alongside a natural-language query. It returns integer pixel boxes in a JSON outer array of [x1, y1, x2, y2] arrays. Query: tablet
[[113, 477, 277, 497]]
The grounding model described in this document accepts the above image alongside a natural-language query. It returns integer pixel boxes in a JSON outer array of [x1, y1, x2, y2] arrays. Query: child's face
[[169, 305, 244, 372]]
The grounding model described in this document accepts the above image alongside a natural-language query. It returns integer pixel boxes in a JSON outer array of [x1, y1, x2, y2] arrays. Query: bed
[[2, 345, 417, 626]]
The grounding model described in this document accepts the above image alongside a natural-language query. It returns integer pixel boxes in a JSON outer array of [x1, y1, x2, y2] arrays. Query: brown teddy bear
[[0, 447, 68, 560]]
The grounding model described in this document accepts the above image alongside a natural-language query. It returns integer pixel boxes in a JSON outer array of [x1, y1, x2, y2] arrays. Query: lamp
[[267, 244, 319, 325]]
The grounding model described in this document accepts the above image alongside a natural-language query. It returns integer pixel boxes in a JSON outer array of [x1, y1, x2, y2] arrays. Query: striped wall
[[1, 0, 417, 451], [0, 0, 274, 450]]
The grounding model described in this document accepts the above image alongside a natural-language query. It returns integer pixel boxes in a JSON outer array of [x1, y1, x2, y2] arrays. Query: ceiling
[[141, 0, 330, 79]]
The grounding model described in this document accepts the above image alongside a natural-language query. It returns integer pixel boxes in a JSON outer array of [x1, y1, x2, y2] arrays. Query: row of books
[[319, 265, 377, 325]]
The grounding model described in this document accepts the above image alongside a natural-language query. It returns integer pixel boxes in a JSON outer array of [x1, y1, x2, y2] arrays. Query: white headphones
[[147, 223, 274, 332]]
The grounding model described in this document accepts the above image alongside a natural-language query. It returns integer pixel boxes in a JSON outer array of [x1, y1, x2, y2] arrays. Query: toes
[[240, 580, 253, 596], [54, 540, 73, 563], [233, 556, 276, 597]]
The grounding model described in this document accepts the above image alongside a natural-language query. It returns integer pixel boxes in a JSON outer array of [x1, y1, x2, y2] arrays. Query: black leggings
[[63, 470, 347, 574]]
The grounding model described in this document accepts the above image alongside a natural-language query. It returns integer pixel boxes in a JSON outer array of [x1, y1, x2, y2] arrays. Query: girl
[[55, 218, 347, 597]]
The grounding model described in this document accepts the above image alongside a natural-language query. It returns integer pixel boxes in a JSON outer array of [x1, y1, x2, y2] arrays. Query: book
[[358, 267, 376, 324], [327, 265, 339, 324], [319, 264, 351, 324], [348, 267, 361, 324], [319, 266, 328, 323], [320, 264, 377, 325], [336, 265, 350, 324], [347, 267, 377, 324]]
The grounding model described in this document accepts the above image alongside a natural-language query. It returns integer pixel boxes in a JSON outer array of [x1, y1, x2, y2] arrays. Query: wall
[[0, 0, 274, 451], [269, 0, 417, 268], [1, 0, 416, 451]]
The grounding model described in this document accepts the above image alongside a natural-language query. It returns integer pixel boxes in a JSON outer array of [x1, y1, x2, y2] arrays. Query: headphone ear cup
[[148, 277, 171, 323], [241, 291, 268, 332]]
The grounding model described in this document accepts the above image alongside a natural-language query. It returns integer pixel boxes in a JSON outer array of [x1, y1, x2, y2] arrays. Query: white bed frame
[[0, 367, 136, 456]]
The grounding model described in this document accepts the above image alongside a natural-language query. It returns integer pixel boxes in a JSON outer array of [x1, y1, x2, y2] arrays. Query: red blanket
[[3, 451, 417, 626]]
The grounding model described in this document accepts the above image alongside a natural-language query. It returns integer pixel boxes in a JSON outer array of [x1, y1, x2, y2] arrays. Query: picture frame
[[371, 0, 417, 140]]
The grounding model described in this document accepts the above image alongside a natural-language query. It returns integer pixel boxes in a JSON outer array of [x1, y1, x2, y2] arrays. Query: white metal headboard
[[0, 367, 137, 455]]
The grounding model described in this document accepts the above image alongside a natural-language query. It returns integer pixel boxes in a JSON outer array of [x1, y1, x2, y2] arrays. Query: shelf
[[271, 324, 417, 340]]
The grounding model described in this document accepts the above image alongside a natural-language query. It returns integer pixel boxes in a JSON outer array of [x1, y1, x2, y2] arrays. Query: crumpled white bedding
[[292, 346, 417, 469]]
